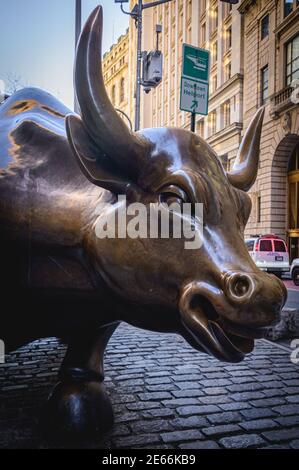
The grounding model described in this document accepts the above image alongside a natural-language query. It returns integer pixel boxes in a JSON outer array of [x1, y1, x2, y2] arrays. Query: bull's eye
[[159, 185, 188, 207]]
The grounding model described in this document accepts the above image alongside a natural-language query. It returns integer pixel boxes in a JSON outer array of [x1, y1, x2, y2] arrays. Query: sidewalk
[[0, 323, 299, 449]]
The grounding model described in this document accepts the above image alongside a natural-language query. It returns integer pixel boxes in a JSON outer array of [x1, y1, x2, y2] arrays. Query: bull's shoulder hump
[[0, 87, 71, 118], [0, 87, 72, 136], [0, 88, 76, 171]]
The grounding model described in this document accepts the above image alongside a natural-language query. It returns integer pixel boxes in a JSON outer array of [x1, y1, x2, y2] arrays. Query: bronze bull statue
[[0, 6, 286, 439]]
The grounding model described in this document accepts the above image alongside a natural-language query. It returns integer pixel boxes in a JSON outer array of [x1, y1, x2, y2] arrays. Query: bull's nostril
[[226, 273, 254, 302], [233, 277, 250, 297]]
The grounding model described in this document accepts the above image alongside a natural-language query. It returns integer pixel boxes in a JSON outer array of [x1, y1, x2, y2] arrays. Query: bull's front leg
[[41, 322, 120, 441]]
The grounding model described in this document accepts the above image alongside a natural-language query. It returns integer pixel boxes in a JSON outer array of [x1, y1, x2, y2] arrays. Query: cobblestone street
[[1, 323, 299, 449]]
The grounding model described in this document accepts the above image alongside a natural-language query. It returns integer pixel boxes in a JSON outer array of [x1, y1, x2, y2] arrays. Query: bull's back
[[0, 88, 95, 244]]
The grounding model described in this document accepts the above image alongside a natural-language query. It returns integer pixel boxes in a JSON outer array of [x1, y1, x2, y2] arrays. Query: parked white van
[[245, 234, 289, 278]]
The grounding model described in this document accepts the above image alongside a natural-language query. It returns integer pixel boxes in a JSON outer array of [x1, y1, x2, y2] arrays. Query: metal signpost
[[180, 44, 210, 132], [116, 0, 173, 131]]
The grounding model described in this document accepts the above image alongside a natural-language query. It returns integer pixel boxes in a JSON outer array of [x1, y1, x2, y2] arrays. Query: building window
[[209, 111, 216, 136], [120, 78, 125, 103], [211, 74, 217, 93], [225, 62, 231, 81], [201, 22, 206, 45], [286, 35, 299, 86], [212, 41, 218, 64], [261, 14, 269, 40], [213, 6, 218, 32], [223, 1, 232, 17], [284, 0, 295, 17], [197, 119, 204, 138], [257, 195, 261, 223], [223, 101, 231, 128], [225, 26, 232, 51], [261, 65, 269, 104], [111, 85, 116, 105]]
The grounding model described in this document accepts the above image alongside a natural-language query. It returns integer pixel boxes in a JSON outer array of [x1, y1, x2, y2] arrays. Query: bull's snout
[[179, 270, 287, 363], [222, 270, 287, 326]]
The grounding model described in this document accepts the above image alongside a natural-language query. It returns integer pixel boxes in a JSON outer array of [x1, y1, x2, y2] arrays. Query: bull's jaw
[[181, 303, 249, 363], [179, 282, 255, 363]]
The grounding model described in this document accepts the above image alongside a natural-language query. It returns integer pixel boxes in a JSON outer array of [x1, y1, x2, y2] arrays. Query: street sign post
[[180, 44, 210, 132]]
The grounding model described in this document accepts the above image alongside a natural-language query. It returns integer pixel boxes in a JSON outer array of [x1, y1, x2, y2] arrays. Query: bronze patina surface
[[0, 6, 286, 439]]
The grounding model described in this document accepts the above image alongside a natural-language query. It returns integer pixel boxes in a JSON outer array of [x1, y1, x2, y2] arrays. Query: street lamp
[[116, 0, 173, 131]]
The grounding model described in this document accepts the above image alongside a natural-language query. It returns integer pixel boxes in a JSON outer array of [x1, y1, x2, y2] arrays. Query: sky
[[0, 0, 129, 109]]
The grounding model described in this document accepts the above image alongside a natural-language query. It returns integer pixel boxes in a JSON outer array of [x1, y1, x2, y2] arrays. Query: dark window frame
[[261, 14, 269, 40], [261, 65, 269, 105], [285, 34, 299, 86]]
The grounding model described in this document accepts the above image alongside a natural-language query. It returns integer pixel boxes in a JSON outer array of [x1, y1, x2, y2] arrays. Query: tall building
[[129, 0, 244, 168], [125, 0, 299, 259], [240, 0, 299, 260], [103, 29, 132, 128]]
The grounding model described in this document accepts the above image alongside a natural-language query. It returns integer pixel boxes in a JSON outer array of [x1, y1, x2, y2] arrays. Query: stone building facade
[[103, 29, 132, 128], [118, 0, 299, 259], [239, 0, 299, 260], [129, 0, 244, 170]]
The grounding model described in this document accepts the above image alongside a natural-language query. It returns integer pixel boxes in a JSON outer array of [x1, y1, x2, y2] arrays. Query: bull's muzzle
[[179, 272, 287, 363]]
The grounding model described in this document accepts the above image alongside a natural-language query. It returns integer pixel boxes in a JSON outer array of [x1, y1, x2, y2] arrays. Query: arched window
[[111, 85, 116, 105], [120, 78, 125, 103]]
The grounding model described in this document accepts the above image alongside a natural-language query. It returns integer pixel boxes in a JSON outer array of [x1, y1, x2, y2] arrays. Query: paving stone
[[218, 402, 250, 412], [290, 440, 299, 449], [138, 392, 172, 401], [198, 395, 230, 405], [161, 429, 203, 443], [171, 389, 204, 398], [240, 419, 279, 431], [179, 440, 220, 449], [141, 408, 175, 419], [130, 419, 173, 434], [162, 398, 199, 408], [207, 411, 241, 425], [262, 428, 299, 443], [177, 405, 220, 416], [202, 424, 241, 436], [249, 397, 286, 407], [204, 387, 229, 395], [230, 391, 265, 401], [219, 434, 266, 449], [113, 434, 160, 448], [200, 379, 232, 387], [286, 394, 299, 403], [274, 415, 299, 427], [171, 416, 209, 429], [272, 404, 299, 416]]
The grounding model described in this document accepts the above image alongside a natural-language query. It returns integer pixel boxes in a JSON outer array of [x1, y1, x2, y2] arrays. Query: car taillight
[[255, 243, 259, 251]]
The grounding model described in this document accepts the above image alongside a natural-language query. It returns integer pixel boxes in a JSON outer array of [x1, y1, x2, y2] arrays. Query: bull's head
[[66, 6, 286, 363]]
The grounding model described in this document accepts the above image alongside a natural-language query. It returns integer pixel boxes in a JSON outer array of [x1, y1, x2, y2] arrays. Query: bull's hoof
[[40, 380, 114, 442]]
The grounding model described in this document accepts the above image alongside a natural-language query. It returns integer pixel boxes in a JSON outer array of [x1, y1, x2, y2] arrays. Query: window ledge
[[274, 8, 299, 37], [207, 122, 243, 145]]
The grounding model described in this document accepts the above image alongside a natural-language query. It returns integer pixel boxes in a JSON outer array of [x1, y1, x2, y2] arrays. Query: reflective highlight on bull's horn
[[227, 107, 265, 192]]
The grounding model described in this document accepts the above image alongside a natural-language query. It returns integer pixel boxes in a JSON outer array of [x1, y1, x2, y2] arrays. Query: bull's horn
[[75, 6, 148, 177], [227, 107, 265, 191]]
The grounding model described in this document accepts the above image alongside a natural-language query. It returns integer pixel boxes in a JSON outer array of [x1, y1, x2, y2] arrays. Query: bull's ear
[[66, 114, 130, 194]]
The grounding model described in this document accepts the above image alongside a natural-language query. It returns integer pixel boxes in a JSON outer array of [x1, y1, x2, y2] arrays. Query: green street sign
[[180, 44, 210, 115], [182, 44, 210, 82]]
